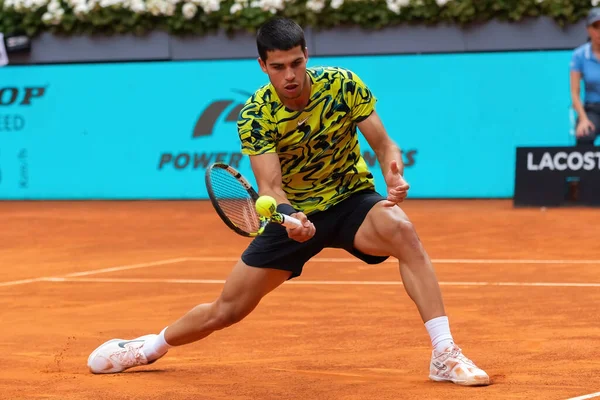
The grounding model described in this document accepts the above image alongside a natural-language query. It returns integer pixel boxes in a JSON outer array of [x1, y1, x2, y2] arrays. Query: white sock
[[424, 316, 454, 353], [143, 327, 172, 361]]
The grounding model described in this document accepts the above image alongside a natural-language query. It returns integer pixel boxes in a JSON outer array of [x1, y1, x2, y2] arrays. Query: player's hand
[[287, 212, 316, 242], [384, 160, 410, 206], [576, 118, 595, 137]]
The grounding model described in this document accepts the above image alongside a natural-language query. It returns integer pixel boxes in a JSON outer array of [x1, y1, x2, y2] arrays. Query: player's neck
[[281, 73, 311, 111]]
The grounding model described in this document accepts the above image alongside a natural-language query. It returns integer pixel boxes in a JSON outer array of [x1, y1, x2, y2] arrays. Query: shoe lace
[[448, 346, 475, 365], [110, 343, 145, 367]]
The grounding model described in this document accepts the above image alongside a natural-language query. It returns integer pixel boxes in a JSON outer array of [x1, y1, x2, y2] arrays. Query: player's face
[[588, 22, 600, 44], [259, 46, 309, 100]]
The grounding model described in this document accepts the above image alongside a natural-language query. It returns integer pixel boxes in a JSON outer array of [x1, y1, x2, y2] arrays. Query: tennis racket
[[205, 162, 302, 237]]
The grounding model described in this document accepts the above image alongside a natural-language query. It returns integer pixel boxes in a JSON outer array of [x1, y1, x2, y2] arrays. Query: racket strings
[[209, 168, 261, 233]]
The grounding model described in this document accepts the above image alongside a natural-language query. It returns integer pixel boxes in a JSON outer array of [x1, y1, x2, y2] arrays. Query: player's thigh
[[353, 202, 414, 257], [216, 259, 292, 322]]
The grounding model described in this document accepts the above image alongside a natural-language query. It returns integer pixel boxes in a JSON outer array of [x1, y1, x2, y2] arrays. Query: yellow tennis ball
[[255, 195, 277, 218]]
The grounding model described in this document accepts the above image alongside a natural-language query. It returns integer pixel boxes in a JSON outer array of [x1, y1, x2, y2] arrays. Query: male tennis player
[[87, 17, 490, 386]]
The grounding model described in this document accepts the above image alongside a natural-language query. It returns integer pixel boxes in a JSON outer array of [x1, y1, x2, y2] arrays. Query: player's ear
[[258, 57, 268, 74], [303, 47, 308, 61]]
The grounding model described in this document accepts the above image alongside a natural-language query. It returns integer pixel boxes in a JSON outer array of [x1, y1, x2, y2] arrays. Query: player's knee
[[381, 215, 423, 253], [210, 301, 248, 330]]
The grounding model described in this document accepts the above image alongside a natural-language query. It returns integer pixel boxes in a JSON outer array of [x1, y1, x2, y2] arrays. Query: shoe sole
[[429, 374, 490, 386]]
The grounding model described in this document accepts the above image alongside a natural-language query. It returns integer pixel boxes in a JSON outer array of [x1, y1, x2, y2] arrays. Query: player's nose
[[284, 68, 295, 81]]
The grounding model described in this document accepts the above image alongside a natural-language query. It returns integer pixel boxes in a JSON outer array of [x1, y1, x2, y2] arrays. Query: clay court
[[1, 199, 599, 400]]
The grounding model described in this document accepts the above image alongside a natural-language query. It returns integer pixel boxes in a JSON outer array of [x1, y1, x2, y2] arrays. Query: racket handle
[[272, 212, 302, 228]]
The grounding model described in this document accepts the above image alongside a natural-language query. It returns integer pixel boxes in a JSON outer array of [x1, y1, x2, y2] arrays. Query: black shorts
[[241, 190, 389, 279]]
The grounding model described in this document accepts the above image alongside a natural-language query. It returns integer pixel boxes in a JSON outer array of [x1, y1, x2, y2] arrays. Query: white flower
[[47, 0, 60, 11], [146, 0, 175, 15], [254, 0, 283, 13], [436, 0, 450, 6], [230, 2, 242, 13], [306, 0, 324, 12], [198, 0, 220, 13], [129, 0, 145, 12], [67, 0, 84, 7], [99, 0, 121, 7], [42, 7, 64, 24], [73, 3, 89, 15], [164, 2, 175, 14], [42, 11, 54, 22], [182, 2, 197, 18], [330, 0, 343, 9], [385, 0, 409, 14], [593, 0, 600, 7]]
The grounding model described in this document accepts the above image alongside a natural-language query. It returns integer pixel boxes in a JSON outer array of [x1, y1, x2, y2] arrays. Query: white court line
[[39, 277, 600, 288], [566, 392, 600, 400], [64, 258, 188, 277], [0, 258, 188, 288], [0, 277, 48, 287], [187, 257, 600, 265], [2, 256, 600, 289]]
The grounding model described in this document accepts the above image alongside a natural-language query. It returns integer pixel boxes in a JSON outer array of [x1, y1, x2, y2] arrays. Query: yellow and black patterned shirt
[[238, 66, 376, 215]]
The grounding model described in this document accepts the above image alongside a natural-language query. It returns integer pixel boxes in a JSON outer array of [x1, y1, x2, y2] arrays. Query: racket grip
[[279, 213, 302, 228]]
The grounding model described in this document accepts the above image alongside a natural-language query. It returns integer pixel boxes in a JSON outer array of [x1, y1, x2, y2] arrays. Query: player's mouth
[[284, 83, 299, 94]]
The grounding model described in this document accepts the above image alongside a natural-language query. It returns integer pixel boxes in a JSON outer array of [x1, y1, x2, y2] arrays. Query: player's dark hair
[[256, 17, 306, 62]]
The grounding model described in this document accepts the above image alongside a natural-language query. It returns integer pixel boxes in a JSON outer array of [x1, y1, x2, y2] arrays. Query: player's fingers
[[293, 212, 312, 228], [389, 189, 407, 198], [387, 192, 407, 203]]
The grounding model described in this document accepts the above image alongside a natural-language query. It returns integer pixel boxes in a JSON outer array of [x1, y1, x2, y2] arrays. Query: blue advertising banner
[[0, 50, 574, 199]]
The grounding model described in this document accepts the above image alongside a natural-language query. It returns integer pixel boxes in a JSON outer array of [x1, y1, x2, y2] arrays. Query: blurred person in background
[[570, 7, 600, 146]]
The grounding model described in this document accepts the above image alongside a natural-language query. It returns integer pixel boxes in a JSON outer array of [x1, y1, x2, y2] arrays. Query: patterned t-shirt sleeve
[[237, 101, 277, 155], [345, 71, 377, 122]]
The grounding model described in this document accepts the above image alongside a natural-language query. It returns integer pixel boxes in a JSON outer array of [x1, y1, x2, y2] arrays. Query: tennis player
[[87, 17, 490, 386]]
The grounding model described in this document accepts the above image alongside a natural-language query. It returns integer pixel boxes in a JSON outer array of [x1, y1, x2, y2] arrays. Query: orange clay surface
[[1, 199, 600, 400]]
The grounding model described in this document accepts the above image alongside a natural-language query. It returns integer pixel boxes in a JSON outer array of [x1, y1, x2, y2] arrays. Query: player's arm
[[249, 153, 290, 207], [570, 70, 595, 137], [570, 71, 587, 122], [569, 50, 595, 137], [237, 102, 291, 207], [358, 111, 410, 204], [249, 152, 315, 240], [344, 68, 407, 203], [358, 111, 404, 177], [238, 101, 315, 240]]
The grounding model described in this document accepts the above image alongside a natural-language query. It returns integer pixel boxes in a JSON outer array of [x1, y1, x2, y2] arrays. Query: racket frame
[[205, 162, 267, 237]]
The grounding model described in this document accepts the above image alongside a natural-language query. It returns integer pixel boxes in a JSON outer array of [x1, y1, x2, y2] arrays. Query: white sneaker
[[429, 344, 490, 386], [87, 334, 165, 374]]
